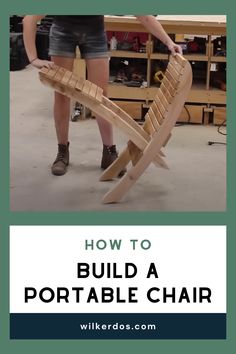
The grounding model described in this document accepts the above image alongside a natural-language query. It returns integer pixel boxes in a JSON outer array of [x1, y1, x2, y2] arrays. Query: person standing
[[23, 15, 182, 176]]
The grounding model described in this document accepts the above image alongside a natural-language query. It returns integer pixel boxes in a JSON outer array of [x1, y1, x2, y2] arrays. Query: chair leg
[[100, 140, 168, 183], [99, 147, 131, 181], [102, 130, 169, 203], [127, 140, 143, 166]]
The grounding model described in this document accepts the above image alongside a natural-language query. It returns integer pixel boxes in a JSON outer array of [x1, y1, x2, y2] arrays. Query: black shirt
[[53, 15, 104, 28]]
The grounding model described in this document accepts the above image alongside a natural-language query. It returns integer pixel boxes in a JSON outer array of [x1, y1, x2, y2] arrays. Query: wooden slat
[[164, 71, 179, 89], [40, 67, 50, 75], [151, 100, 164, 124], [166, 65, 180, 82], [154, 96, 167, 117], [169, 56, 185, 73], [160, 82, 173, 103], [148, 106, 160, 131], [89, 83, 98, 98], [173, 54, 187, 67], [165, 70, 179, 89], [54, 67, 67, 83], [46, 65, 59, 79], [143, 117, 155, 136], [61, 70, 72, 85], [161, 77, 176, 96], [155, 89, 170, 110], [96, 87, 103, 102], [144, 114, 155, 134], [82, 80, 92, 95]]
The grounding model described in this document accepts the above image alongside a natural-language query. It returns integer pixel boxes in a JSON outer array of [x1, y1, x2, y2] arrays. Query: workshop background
[[10, 15, 226, 211]]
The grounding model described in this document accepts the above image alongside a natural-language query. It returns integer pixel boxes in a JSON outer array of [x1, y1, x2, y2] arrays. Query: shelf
[[108, 80, 226, 104], [111, 52, 211, 62], [103, 16, 227, 118], [185, 54, 209, 62], [150, 53, 208, 61], [104, 16, 226, 36], [109, 50, 147, 59], [109, 52, 211, 61], [73, 16, 227, 125], [211, 56, 226, 62], [108, 83, 147, 100], [150, 53, 169, 60], [147, 84, 206, 103]]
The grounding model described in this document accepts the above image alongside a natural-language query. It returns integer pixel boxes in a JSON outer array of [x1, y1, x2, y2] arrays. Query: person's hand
[[30, 58, 55, 69], [167, 42, 183, 56]]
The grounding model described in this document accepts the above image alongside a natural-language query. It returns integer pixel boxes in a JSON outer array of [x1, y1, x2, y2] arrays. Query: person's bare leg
[[86, 58, 113, 146], [51, 56, 74, 144], [51, 56, 74, 175], [86, 58, 125, 175]]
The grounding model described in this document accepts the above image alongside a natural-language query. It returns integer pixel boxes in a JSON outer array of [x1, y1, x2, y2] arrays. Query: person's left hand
[[167, 42, 183, 56]]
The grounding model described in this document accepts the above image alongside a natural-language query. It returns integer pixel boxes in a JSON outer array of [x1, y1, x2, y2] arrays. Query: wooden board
[[178, 105, 205, 124], [213, 106, 226, 125]]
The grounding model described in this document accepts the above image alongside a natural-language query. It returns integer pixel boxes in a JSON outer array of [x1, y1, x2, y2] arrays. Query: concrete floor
[[10, 66, 226, 211]]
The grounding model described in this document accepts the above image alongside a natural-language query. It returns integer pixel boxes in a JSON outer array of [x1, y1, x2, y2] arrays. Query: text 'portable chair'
[[39, 54, 192, 203]]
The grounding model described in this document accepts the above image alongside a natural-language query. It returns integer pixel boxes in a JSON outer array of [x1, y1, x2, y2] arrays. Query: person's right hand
[[30, 58, 54, 69], [167, 42, 183, 56]]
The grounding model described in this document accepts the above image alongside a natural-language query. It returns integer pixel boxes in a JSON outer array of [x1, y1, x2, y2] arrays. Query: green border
[[1, 0, 236, 353]]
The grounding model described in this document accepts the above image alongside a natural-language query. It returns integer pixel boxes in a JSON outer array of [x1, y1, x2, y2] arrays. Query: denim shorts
[[49, 23, 109, 59]]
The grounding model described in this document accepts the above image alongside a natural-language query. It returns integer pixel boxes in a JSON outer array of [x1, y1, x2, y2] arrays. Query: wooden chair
[[39, 54, 192, 203]]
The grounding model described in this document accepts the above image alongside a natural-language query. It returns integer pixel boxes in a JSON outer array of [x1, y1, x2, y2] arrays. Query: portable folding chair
[[39, 54, 192, 203]]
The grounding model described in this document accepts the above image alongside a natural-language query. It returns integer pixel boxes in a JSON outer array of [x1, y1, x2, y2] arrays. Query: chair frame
[[39, 54, 192, 203]]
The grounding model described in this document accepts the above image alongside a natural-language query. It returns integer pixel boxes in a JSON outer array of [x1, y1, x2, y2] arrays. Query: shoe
[[51, 142, 69, 176], [101, 144, 126, 177]]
